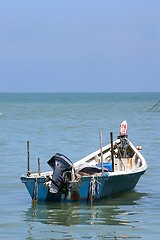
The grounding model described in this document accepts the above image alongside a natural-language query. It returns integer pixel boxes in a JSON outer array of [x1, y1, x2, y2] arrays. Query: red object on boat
[[120, 120, 127, 135]]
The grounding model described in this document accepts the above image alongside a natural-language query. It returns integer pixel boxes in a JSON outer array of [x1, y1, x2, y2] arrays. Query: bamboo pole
[[148, 100, 160, 111], [110, 132, 114, 172], [27, 141, 31, 176], [38, 158, 41, 176], [100, 131, 104, 174]]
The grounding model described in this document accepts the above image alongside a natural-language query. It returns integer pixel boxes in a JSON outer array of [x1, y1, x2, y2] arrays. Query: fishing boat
[[21, 121, 147, 203]]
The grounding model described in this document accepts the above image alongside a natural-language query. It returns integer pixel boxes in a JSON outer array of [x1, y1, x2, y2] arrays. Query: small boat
[[21, 121, 147, 203]]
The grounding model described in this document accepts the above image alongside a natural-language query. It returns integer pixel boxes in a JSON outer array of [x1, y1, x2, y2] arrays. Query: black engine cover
[[47, 153, 73, 193]]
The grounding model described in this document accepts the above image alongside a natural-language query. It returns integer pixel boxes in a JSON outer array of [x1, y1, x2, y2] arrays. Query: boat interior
[[28, 137, 143, 182], [74, 137, 142, 175]]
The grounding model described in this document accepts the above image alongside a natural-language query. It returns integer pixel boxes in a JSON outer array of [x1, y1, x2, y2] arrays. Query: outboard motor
[[47, 153, 73, 194]]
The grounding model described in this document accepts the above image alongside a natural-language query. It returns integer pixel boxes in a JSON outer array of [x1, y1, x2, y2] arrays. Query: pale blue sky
[[0, 0, 160, 92]]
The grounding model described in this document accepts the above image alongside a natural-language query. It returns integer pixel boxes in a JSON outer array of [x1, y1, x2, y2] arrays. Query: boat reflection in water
[[23, 190, 147, 232]]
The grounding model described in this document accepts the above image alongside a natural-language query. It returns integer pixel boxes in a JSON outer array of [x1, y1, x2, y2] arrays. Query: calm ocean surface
[[0, 92, 160, 240]]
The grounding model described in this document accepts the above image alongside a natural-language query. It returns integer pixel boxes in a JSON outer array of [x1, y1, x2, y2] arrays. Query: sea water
[[0, 92, 160, 239]]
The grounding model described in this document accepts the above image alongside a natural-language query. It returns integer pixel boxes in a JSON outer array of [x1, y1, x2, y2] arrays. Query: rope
[[89, 176, 101, 204], [32, 178, 38, 203], [90, 176, 96, 197]]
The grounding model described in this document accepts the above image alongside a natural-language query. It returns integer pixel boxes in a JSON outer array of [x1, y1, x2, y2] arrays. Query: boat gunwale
[[21, 138, 147, 180]]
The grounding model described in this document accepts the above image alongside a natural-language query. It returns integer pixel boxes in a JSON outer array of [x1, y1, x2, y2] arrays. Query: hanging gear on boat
[[88, 176, 101, 203], [89, 176, 96, 197]]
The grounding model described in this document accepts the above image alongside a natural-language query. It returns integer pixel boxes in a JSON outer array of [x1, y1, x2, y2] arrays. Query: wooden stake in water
[[27, 141, 31, 176], [100, 131, 104, 174]]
